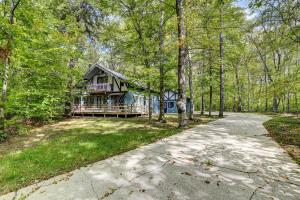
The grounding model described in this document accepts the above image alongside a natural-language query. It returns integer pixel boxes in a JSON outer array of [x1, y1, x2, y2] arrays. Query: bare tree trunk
[[200, 64, 205, 115], [272, 96, 280, 113], [207, 34, 213, 117], [158, 7, 166, 123], [148, 83, 152, 124], [257, 77, 262, 112], [219, 0, 225, 117], [264, 68, 268, 112], [176, 0, 187, 127], [246, 64, 251, 112], [187, 50, 194, 120], [234, 65, 242, 112], [209, 62, 213, 116]]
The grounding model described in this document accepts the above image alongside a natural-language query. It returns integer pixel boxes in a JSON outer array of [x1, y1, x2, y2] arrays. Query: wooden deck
[[72, 104, 148, 118]]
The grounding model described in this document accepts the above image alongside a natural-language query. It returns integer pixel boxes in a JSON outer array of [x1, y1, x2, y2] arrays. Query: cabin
[[164, 90, 191, 113], [73, 64, 189, 117]]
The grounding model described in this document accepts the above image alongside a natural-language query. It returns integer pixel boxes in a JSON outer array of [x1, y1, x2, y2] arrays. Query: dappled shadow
[[1, 113, 300, 200]]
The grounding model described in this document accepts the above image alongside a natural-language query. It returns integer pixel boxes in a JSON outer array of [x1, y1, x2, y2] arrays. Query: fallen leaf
[[181, 172, 192, 176]]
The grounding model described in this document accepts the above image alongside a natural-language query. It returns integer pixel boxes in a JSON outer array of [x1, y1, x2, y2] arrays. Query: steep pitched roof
[[83, 64, 159, 93], [84, 64, 128, 81]]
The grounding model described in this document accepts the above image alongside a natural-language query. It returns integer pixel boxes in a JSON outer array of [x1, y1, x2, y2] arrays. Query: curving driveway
[[1, 113, 300, 200]]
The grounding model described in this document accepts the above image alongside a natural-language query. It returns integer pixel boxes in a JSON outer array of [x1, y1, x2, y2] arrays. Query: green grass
[[263, 115, 300, 164], [0, 114, 215, 195]]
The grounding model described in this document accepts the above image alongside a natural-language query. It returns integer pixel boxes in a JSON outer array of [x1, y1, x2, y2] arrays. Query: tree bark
[[187, 50, 194, 120], [200, 63, 205, 115], [264, 66, 268, 112], [272, 50, 281, 113], [208, 55, 213, 116], [272, 96, 280, 113], [219, 0, 225, 117], [158, 8, 166, 123], [246, 64, 251, 112], [176, 0, 187, 127], [234, 65, 242, 112], [257, 77, 263, 112]]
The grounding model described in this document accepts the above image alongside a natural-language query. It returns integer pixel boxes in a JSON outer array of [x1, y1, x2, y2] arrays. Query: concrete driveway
[[1, 113, 300, 200]]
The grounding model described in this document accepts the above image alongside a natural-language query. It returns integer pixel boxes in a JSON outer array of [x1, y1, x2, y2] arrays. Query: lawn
[[263, 115, 300, 165], [0, 114, 215, 195]]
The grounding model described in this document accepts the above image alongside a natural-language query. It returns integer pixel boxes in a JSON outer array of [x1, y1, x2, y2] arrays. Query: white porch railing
[[72, 104, 148, 114]]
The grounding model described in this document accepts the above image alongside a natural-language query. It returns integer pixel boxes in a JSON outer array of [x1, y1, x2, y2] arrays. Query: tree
[[176, 0, 187, 127], [219, 0, 225, 117]]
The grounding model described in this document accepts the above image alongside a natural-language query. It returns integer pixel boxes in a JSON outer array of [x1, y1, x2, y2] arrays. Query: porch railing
[[87, 83, 111, 92], [72, 104, 148, 114]]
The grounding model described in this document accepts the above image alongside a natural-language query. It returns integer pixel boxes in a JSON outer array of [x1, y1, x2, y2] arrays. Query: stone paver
[[1, 113, 300, 200]]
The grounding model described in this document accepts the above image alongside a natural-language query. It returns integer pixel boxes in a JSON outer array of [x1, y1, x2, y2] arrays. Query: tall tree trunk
[[207, 34, 213, 117], [264, 67, 268, 112], [272, 96, 280, 113], [187, 50, 194, 120], [176, 0, 187, 127], [272, 50, 281, 113], [219, 0, 225, 117], [158, 7, 166, 123], [148, 83, 152, 123], [282, 95, 285, 112], [234, 65, 242, 112], [209, 62, 213, 116], [257, 77, 262, 112], [200, 63, 205, 115], [246, 64, 251, 112]]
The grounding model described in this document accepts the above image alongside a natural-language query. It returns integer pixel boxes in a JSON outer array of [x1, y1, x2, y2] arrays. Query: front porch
[[72, 104, 148, 117]]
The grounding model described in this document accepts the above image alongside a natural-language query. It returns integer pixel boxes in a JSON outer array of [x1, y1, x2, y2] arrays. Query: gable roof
[[84, 64, 128, 81]]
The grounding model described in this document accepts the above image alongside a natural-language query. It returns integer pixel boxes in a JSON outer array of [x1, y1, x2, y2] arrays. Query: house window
[[168, 102, 174, 108], [120, 82, 125, 87], [97, 76, 108, 84]]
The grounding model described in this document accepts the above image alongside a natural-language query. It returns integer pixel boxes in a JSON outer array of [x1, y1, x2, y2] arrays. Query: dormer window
[[120, 82, 125, 87]]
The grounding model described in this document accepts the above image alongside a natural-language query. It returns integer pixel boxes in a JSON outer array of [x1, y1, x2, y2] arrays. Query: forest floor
[[1, 113, 299, 200], [0, 114, 216, 196], [263, 115, 300, 164]]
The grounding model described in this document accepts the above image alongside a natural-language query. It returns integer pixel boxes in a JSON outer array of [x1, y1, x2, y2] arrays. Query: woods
[[0, 0, 299, 138]]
